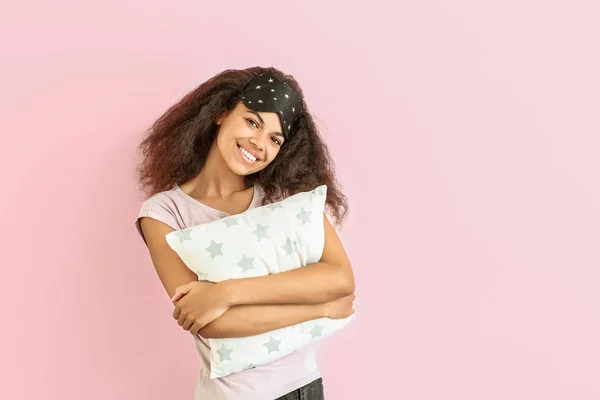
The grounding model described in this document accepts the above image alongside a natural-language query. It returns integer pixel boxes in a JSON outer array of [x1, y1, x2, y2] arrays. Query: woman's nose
[[249, 137, 263, 151]]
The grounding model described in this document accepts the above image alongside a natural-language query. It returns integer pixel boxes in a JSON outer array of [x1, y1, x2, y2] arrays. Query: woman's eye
[[271, 137, 282, 146], [246, 119, 259, 128]]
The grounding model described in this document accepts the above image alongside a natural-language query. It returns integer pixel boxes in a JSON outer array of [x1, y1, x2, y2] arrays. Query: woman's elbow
[[339, 264, 355, 296], [344, 276, 355, 296]]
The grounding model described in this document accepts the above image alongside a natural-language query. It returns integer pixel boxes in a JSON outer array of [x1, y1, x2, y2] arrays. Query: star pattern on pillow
[[309, 324, 324, 338], [205, 240, 223, 259], [296, 208, 312, 224], [174, 229, 192, 242], [217, 344, 234, 361], [237, 254, 255, 273], [223, 217, 240, 228], [263, 336, 282, 354], [269, 202, 283, 210], [281, 238, 297, 256], [252, 223, 269, 240]]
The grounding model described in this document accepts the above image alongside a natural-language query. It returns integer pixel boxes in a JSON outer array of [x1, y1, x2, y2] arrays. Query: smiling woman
[[134, 66, 353, 400]]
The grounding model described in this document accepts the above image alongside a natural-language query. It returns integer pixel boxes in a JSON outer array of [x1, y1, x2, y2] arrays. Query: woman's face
[[215, 100, 285, 176]]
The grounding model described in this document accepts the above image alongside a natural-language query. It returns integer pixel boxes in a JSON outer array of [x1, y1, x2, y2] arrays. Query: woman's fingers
[[171, 285, 192, 302], [182, 318, 194, 331], [190, 321, 203, 336], [171, 291, 183, 303], [175, 310, 207, 332], [177, 312, 188, 326]]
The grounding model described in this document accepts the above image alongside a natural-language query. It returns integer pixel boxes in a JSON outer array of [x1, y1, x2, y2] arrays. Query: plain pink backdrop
[[1, 0, 599, 399]]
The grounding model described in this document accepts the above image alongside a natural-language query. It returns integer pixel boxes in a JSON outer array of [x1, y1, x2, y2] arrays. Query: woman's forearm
[[221, 260, 355, 306], [198, 302, 326, 339]]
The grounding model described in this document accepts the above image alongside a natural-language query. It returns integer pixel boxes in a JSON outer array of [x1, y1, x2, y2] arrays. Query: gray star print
[[223, 217, 239, 228], [269, 202, 283, 210], [309, 324, 324, 338], [253, 223, 269, 241], [268, 78, 274, 82], [281, 238, 296, 256], [217, 344, 233, 361], [255, 85, 261, 89], [263, 336, 281, 353], [237, 254, 255, 273], [174, 229, 192, 243], [296, 208, 312, 224], [205, 240, 223, 259]]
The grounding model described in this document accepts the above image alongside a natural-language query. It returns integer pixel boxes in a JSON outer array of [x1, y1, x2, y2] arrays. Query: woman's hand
[[171, 281, 233, 335], [322, 293, 355, 319]]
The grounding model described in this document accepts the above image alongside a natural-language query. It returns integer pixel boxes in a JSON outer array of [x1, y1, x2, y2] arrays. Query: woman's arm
[[199, 291, 355, 338], [139, 217, 199, 299], [219, 212, 355, 306], [198, 303, 325, 338], [142, 213, 355, 335]]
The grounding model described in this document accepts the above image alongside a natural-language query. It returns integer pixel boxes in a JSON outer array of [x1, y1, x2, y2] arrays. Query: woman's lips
[[237, 143, 259, 164]]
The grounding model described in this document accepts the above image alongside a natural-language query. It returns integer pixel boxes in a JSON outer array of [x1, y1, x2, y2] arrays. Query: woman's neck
[[183, 143, 251, 199]]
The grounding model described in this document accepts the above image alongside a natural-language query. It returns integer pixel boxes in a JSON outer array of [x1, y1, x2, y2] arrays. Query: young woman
[[135, 66, 356, 400]]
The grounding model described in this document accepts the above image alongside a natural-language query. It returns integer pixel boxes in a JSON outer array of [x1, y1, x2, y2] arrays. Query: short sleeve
[[135, 194, 181, 246]]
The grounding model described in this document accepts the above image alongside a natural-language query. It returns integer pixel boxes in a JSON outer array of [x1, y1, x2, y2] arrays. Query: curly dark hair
[[135, 66, 348, 227]]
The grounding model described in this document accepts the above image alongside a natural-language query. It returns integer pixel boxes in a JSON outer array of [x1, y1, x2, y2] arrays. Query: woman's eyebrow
[[248, 110, 265, 124], [247, 110, 283, 136]]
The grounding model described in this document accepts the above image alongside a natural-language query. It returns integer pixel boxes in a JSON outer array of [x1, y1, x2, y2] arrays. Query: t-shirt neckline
[[173, 182, 259, 217]]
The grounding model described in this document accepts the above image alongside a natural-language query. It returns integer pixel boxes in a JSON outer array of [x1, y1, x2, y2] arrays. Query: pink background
[[1, 0, 599, 399]]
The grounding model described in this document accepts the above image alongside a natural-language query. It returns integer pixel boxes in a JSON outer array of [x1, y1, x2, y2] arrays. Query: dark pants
[[275, 377, 324, 400]]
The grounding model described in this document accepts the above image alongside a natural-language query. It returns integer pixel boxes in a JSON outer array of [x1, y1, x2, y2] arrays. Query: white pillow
[[165, 185, 354, 378]]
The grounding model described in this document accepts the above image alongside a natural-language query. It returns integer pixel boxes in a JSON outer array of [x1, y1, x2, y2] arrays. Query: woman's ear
[[215, 109, 228, 125]]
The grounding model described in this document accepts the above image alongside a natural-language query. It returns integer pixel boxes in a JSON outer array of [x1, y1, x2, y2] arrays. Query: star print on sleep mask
[[241, 71, 302, 141]]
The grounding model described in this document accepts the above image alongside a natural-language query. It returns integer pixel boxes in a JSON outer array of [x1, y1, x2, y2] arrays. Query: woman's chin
[[228, 159, 255, 176]]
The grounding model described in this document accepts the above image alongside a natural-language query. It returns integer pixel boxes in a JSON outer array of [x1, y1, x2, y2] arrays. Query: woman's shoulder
[[138, 185, 183, 214], [135, 187, 184, 244]]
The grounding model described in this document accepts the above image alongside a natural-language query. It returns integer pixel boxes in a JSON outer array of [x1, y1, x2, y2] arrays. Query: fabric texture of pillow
[[165, 184, 354, 378]]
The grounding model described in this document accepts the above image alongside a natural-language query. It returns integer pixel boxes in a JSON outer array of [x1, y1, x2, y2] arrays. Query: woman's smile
[[237, 142, 260, 164]]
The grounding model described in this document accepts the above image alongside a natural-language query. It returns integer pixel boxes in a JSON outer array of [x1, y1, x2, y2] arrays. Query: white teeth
[[239, 145, 257, 162]]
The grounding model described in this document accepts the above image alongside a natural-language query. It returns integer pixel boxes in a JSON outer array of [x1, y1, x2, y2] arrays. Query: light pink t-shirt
[[135, 183, 321, 400]]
